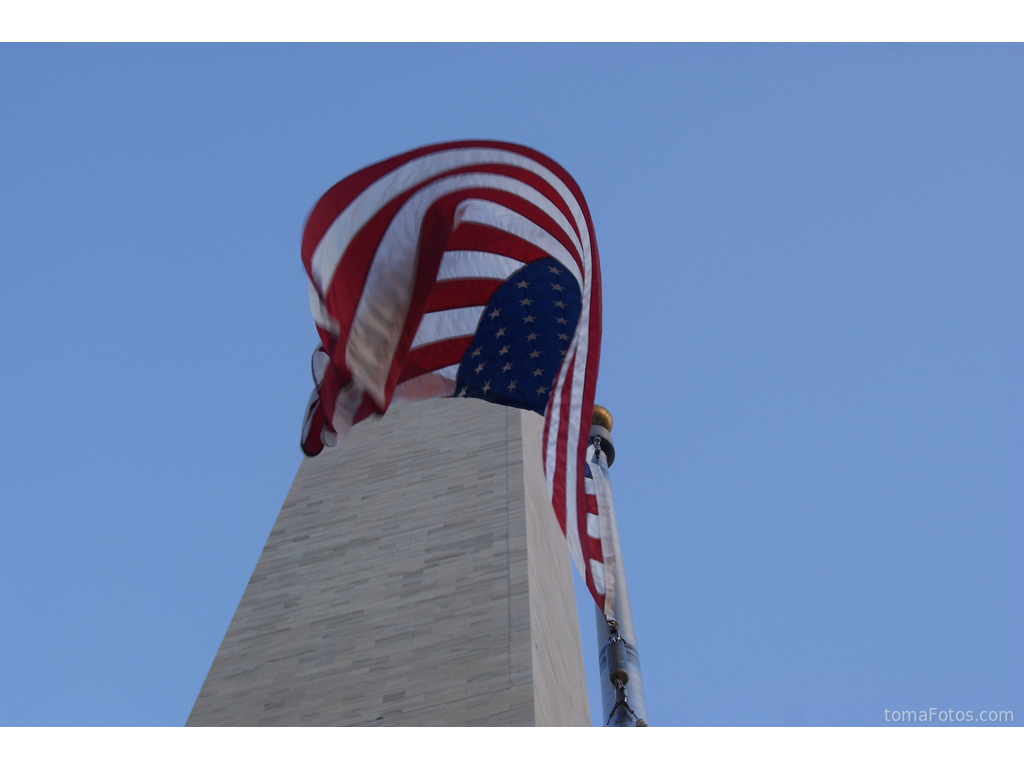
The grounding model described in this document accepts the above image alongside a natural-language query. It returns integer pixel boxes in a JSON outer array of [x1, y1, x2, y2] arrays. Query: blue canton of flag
[[454, 258, 582, 414]]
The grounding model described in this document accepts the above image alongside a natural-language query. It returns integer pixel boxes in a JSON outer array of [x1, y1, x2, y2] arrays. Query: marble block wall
[[187, 398, 589, 726]]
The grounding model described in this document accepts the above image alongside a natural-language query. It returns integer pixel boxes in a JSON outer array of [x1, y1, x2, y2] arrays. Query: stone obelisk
[[187, 397, 589, 726]]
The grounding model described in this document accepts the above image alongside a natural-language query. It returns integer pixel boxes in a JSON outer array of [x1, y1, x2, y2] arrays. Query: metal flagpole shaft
[[591, 407, 649, 726]]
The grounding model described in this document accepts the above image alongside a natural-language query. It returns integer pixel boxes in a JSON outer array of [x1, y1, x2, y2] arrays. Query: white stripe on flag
[[308, 278, 339, 335], [436, 250, 525, 282], [411, 306, 485, 350], [590, 560, 606, 595]]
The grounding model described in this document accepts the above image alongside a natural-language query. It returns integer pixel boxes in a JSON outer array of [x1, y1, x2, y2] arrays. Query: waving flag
[[299, 140, 610, 614]]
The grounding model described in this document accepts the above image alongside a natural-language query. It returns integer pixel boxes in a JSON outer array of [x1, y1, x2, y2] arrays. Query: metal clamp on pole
[[602, 620, 647, 726]]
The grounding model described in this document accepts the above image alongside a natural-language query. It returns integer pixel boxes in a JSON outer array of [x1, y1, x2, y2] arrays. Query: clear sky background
[[0, 44, 1020, 727]]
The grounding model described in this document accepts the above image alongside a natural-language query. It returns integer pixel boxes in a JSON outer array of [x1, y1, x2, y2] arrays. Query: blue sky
[[0, 44, 1020, 726]]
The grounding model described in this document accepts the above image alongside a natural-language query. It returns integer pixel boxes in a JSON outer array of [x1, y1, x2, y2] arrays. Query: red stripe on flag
[[425, 279, 503, 312], [584, 491, 604, 564], [444, 224, 555, 266], [549, 351, 576, 531], [399, 337, 473, 384]]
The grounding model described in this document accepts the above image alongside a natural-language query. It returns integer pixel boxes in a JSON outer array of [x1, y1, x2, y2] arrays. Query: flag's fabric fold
[[298, 140, 609, 613], [584, 443, 617, 618]]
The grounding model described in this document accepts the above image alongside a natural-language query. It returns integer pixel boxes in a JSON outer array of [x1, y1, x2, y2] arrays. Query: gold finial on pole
[[592, 404, 613, 432], [590, 405, 615, 466]]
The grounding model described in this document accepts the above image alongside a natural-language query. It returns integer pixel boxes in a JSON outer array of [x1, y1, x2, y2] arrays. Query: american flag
[[298, 140, 611, 614]]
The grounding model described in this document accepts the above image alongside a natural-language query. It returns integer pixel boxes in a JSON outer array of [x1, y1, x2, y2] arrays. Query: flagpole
[[591, 406, 649, 726]]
